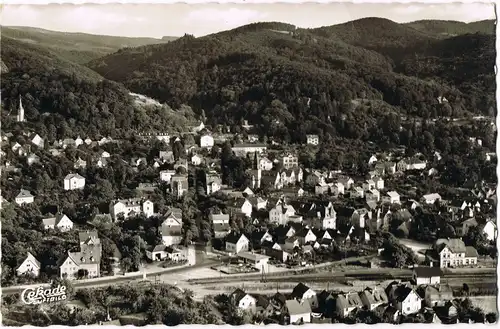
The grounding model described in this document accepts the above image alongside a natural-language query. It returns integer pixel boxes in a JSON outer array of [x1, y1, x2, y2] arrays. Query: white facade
[[64, 174, 86, 190], [16, 252, 40, 277], [306, 135, 319, 145], [259, 158, 273, 171], [159, 170, 176, 183], [15, 190, 34, 205], [483, 221, 497, 241], [110, 199, 154, 220], [200, 135, 214, 148], [226, 235, 250, 254], [237, 294, 257, 313], [397, 290, 422, 315]]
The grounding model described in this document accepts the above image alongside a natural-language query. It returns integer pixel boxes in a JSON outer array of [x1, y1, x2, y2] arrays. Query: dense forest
[[0, 37, 196, 139], [89, 18, 496, 139]]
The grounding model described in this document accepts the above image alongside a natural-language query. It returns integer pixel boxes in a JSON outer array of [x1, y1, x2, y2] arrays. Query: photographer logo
[[21, 284, 67, 305]]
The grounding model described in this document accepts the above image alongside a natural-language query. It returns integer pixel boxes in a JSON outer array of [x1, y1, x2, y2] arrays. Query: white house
[[269, 203, 297, 226], [421, 193, 442, 205], [161, 208, 183, 246], [226, 233, 250, 254], [232, 289, 257, 313], [483, 220, 497, 241], [384, 191, 400, 204], [15, 189, 34, 205], [42, 213, 74, 232], [228, 198, 253, 218], [30, 133, 44, 149], [100, 151, 111, 158], [191, 154, 203, 166], [159, 170, 176, 183], [200, 135, 214, 149], [368, 155, 378, 165], [286, 299, 311, 324], [282, 154, 299, 169], [395, 287, 422, 315], [109, 198, 154, 220], [433, 238, 478, 268], [412, 266, 442, 286], [259, 157, 274, 171], [373, 176, 384, 190], [64, 173, 86, 190], [306, 135, 319, 145], [16, 252, 41, 277]]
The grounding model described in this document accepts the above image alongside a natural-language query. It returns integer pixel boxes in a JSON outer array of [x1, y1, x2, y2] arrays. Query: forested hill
[[404, 19, 496, 37], [1, 36, 196, 139], [88, 19, 495, 141], [2, 26, 177, 64]]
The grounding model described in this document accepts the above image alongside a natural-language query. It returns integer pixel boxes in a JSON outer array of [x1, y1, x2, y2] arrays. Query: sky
[[1, 2, 496, 38]]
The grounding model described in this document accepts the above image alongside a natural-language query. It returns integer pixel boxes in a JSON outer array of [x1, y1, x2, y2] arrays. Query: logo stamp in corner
[[21, 284, 67, 305]]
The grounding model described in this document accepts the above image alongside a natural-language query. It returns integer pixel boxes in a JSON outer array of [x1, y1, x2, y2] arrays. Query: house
[[228, 198, 253, 218], [100, 151, 110, 158], [281, 154, 299, 170], [231, 144, 267, 157], [16, 252, 41, 277], [384, 191, 400, 204], [432, 238, 478, 268], [296, 228, 317, 245], [421, 284, 453, 308], [285, 299, 312, 324], [455, 218, 478, 236], [171, 174, 189, 198], [200, 134, 214, 149], [259, 157, 273, 171], [368, 155, 378, 165], [284, 236, 300, 250], [161, 208, 183, 246], [146, 245, 184, 262], [421, 193, 442, 205], [482, 220, 497, 241], [373, 176, 384, 189], [109, 198, 154, 220], [191, 154, 203, 166], [350, 186, 364, 199], [306, 135, 319, 145], [291, 283, 318, 308], [231, 289, 257, 313], [42, 213, 74, 232], [366, 189, 380, 202], [413, 266, 442, 285], [248, 196, 267, 210], [359, 288, 388, 310], [363, 179, 376, 191], [205, 171, 222, 195], [269, 203, 298, 226], [237, 252, 270, 272], [74, 158, 87, 169], [226, 233, 250, 254], [15, 189, 34, 205], [396, 159, 408, 172], [159, 170, 176, 183], [29, 133, 44, 148], [64, 173, 86, 191], [159, 150, 175, 163], [210, 213, 231, 238], [335, 292, 364, 317], [59, 231, 102, 279], [26, 154, 40, 166], [388, 284, 422, 315]]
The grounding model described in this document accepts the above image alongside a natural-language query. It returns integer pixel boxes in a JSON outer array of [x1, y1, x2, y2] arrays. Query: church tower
[[16, 96, 25, 122]]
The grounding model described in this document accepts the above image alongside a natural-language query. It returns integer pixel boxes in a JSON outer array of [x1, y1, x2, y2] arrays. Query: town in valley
[[0, 3, 498, 326]]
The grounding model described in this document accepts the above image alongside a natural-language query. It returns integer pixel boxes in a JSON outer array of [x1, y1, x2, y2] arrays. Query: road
[[1, 259, 221, 296]]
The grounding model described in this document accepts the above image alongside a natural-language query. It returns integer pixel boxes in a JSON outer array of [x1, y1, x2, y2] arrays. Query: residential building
[[285, 299, 312, 324], [226, 233, 250, 254], [171, 174, 189, 198], [306, 135, 319, 145], [42, 213, 74, 232], [109, 198, 154, 220], [159, 170, 176, 183], [483, 220, 497, 241], [64, 173, 86, 191], [231, 289, 257, 313], [421, 284, 453, 308], [210, 213, 231, 238], [16, 252, 41, 277], [29, 133, 44, 148], [359, 288, 388, 310], [269, 202, 298, 226], [282, 154, 299, 169], [231, 144, 267, 157], [15, 189, 34, 205], [432, 238, 478, 268], [161, 208, 183, 246], [291, 283, 318, 308], [259, 157, 273, 171], [227, 198, 253, 218], [200, 134, 214, 149], [74, 158, 87, 169], [413, 266, 442, 286], [59, 231, 102, 279], [205, 171, 222, 195], [335, 292, 364, 317], [421, 193, 442, 205], [387, 284, 422, 315], [237, 252, 270, 272], [384, 191, 401, 204]]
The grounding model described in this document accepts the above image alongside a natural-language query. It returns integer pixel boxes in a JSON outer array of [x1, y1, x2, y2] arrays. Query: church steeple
[[16, 96, 25, 122], [253, 151, 260, 170]]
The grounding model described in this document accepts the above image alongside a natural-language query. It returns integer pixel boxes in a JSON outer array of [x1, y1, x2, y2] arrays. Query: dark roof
[[231, 289, 247, 304], [394, 286, 414, 302], [413, 266, 443, 278], [213, 222, 230, 232], [252, 294, 270, 309], [291, 283, 312, 299], [226, 232, 247, 244], [272, 292, 287, 305]]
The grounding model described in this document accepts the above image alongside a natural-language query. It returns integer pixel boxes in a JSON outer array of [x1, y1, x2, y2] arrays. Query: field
[[470, 296, 498, 314]]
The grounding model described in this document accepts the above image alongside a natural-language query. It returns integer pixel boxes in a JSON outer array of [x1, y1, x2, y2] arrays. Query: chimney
[[430, 261, 433, 268]]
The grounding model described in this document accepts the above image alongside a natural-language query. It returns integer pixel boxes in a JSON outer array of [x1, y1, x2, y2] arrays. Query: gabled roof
[[226, 232, 247, 244], [291, 283, 313, 299], [16, 189, 33, 198], [360, 288, 388, 305], [435, 238, 467, 254], [18, 251, 41, 270], [286, 299, 311, 315]]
